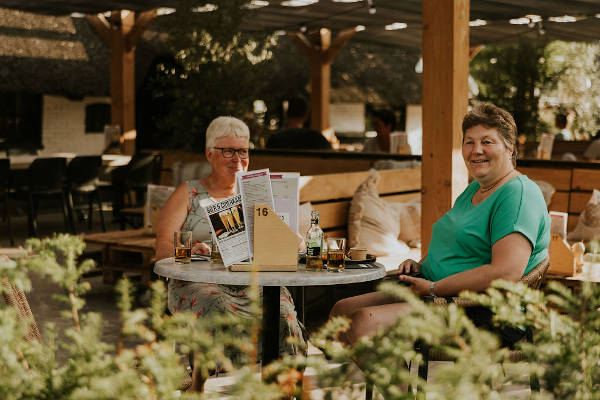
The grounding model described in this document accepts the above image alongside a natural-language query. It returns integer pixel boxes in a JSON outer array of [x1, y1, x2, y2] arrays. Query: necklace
[[479, 169, 514, 193]]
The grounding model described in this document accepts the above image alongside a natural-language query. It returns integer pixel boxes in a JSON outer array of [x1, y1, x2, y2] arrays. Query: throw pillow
[[568, 189, 600, 241], [389, 197, 421, 247], [348, 170, 409, 256], [532, 179, 555, 207]]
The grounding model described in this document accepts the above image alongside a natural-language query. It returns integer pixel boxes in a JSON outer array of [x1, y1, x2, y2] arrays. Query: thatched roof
[[1, 1, 600, 52], [0, 8, 166, 98]]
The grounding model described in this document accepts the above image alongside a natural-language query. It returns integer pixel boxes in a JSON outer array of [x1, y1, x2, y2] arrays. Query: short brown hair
[[462, 103, 518, 164]]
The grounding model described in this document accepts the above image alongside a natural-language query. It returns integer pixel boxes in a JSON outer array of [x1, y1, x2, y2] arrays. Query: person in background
[[266, 97, 332, 150], [155, 116, 305, 357], [583, 129, 600, 160], [363, 109, 408, 153], [331, 103, 550, 346], [555, 113, 573, 141]]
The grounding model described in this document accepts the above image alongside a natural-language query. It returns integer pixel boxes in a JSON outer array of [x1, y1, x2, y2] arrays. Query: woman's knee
[[330, 297, 356, 318]]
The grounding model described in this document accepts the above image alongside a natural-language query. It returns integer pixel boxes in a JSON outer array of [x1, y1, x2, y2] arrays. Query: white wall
[[406, 104, 422, 155], [40, 95, 109, 156]]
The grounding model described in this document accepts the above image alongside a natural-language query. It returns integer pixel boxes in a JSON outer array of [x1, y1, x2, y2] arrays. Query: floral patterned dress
[[167, 180, 306, 356]]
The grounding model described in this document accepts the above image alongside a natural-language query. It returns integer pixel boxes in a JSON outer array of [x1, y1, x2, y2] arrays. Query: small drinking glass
[[174, 231, 192, 264], [326, 237, 346, 272], [210, 237, 222, 264]]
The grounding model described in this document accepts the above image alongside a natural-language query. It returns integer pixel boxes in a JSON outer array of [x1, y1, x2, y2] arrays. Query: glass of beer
[[326, 237, 346, 272], [174, 231, 192, 263], [210, 235, 222, 264]]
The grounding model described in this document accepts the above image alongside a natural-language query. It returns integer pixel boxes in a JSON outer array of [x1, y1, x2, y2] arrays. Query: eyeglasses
[[212, 147, 250, 159]]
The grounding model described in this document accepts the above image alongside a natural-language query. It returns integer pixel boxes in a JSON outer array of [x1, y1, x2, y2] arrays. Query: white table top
[[154, 258, 386, 287]]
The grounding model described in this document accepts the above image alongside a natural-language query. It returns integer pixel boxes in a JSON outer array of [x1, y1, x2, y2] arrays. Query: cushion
[[348, 170, 409, 256], [532, 179, 555, 207], [298, 202, 314, 237], [389, 197, 421, 247], [568, 189, 600, 241]]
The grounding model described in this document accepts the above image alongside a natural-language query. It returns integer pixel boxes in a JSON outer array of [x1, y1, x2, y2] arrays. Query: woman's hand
[[398, 259, 422, 275], [192, 240, 210, 255], [398, 275, 431, 297]]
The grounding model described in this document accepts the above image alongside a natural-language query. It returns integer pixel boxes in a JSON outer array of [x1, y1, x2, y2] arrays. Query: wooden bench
[[517, 164, 600, 232], [299, 168, 422, 239]]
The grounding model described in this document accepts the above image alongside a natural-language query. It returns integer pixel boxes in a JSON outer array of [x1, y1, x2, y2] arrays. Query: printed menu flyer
[[203, 194, 250, 267]]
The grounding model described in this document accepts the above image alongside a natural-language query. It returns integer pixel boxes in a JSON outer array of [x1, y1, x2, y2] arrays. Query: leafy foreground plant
[[2, 234, 598, 399], [0, 234, 325, 399]]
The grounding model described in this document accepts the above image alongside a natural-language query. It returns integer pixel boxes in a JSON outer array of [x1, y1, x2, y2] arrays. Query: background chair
[[0, 159, 14, 245], [110, 153, 162, 229], [67, 155, 105, 233], [21, 157, 71, 237]]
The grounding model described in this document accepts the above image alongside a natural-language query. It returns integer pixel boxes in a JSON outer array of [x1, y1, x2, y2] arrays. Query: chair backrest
[[0, 158, 9, 189], [29, 157, 67, 191], [67, 155, 102, 188], [125, 153, 162, 187], [520, 256, 550, 290], [1, 280, 42, 343]]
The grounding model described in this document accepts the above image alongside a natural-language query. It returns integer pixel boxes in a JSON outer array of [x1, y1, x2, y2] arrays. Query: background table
[[154, 258, 386, 364], [85, 229, 155, 286]]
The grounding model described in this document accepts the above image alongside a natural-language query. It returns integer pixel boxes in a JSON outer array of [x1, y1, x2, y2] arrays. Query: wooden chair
[[418, 257, 550, 380], [365, 257, 550, 399], [1, 280, 42, 343]]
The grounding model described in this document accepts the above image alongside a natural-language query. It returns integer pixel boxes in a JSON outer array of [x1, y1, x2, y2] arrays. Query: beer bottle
[[305, 210, 324, 271]]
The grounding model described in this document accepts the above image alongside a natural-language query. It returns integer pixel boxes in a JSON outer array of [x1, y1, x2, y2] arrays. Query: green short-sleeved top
[[421, 175, 550, 282]]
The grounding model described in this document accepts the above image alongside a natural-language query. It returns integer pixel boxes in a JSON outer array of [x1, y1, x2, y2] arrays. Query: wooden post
[[421, 0, 470, 253], [289, 27, 357, 146], [86, 10, 157, 155]]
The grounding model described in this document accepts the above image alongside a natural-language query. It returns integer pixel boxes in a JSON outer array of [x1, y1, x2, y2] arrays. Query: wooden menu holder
[[548, 233, 576, 276], [230, 204, 299, 272]]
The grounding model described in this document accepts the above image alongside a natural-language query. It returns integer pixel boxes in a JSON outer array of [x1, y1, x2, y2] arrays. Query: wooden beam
[[289, 28, 355, 147], [125, 9, 157, 51], [85, 14, 111, 46], [110, 10, 136, 155], [324, 27, 357, 63], [421, 0, 470, 254]]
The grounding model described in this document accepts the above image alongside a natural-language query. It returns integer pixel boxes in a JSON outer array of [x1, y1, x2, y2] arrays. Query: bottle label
[[307, 245, 321, 257]]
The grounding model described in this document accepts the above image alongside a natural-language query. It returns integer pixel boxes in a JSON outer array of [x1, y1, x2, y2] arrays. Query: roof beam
[[125, 9, 157, 51], [85, 13, 111, 46]]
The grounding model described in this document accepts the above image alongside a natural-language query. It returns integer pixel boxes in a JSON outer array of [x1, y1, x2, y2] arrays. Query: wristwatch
[[429, 281, 437, 297]]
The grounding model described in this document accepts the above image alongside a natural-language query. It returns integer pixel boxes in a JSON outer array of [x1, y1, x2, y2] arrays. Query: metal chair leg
[[96, 191, 106, 232]]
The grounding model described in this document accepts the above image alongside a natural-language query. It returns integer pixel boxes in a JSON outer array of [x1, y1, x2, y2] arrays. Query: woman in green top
[[331, 103, 550, 345]]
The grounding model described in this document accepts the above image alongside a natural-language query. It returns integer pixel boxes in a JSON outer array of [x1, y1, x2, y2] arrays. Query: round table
[[154, 258, 386, 364]]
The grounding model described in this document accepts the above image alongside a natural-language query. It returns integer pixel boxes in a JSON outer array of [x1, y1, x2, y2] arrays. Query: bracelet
[[429, 281, 437, 297]]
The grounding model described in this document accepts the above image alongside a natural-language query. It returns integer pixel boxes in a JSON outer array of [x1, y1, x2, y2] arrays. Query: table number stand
[[548, 233, 576, 276], [230, 204, 299, 272]]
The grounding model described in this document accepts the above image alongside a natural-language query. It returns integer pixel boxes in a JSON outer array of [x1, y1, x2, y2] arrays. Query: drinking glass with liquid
[[326, 237, 346, 272], [174, 231, 192, 263]]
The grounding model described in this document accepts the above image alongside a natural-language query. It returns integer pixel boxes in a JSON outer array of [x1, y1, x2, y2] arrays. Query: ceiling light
[[509, 17, 530, 25], [299, 24, 307, 33], [548, 15, 579, 23], [156, 8, 176, 15], [281, 0, 318, 6], [244, 0, 269, 9], [385, 22, 407, 30], [70, 12, 85, 18], [192, 3, 218, 12], [596, 14, 600, 18], [490, 57, 497, 64], [355, 25, 366, 32], [274, 30, 287, 35], [469, 19, 487, 27]]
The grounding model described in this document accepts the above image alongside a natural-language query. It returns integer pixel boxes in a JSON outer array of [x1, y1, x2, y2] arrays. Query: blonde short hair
[[205, 116, 250, 149]]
